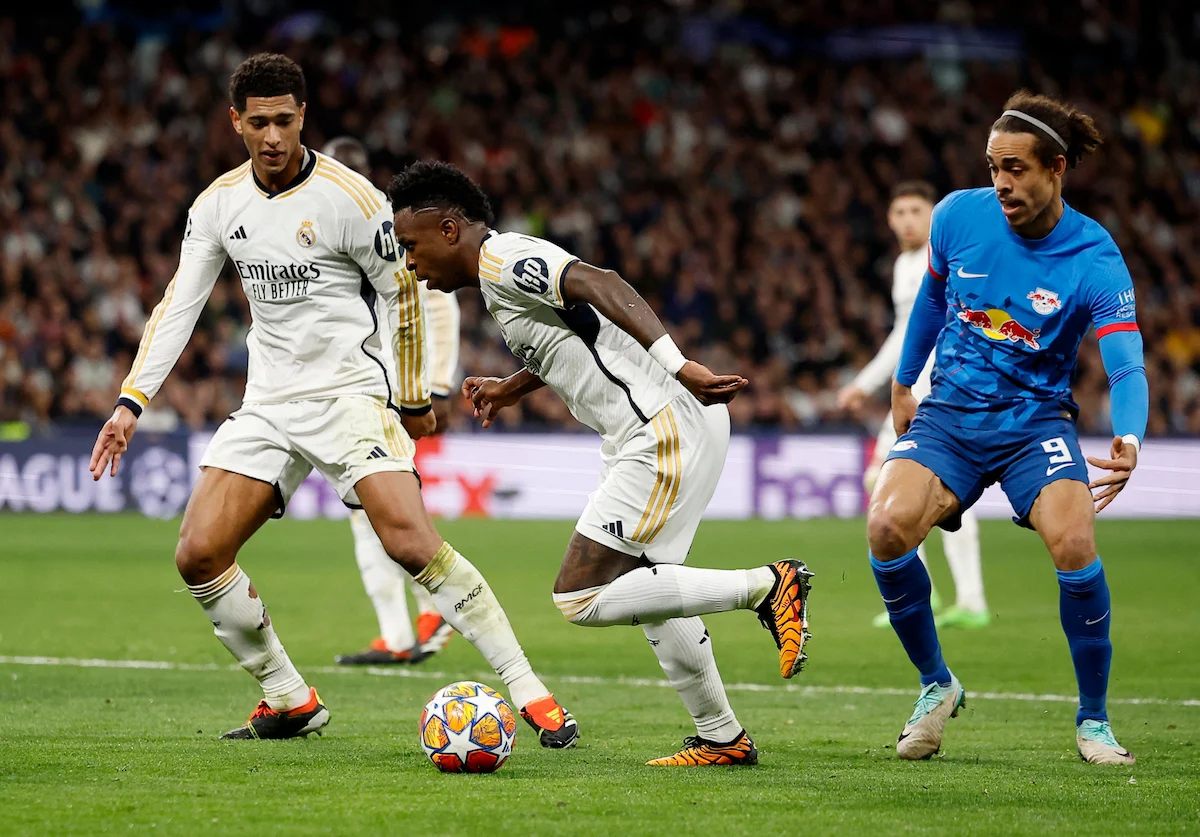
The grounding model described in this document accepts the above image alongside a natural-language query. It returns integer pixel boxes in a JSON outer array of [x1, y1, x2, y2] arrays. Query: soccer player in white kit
[[388, 161, 814, 766], [88, 55, 576, 746], [836, 181, 989, 629], [320, 137, 456, 666]]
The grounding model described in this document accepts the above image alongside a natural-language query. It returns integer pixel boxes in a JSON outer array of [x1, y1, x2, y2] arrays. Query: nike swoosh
[[897, 732, 912, 742], [1084, 610, 1110, 626], [882, 594, 906, 604], [957, 266, 988, 279], [1046, 463, 1074, 476]]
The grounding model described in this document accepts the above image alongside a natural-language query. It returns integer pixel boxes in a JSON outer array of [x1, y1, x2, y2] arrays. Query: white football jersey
[[419, 280, 461, 397], [118, 149, 429, 415], [852, 245, 935, 400], [477, 231, 684, 445]]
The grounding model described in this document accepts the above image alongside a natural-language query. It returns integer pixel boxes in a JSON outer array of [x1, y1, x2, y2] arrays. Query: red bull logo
[[1027, 287, 1062, 315], [957, 307, 1041, 350]]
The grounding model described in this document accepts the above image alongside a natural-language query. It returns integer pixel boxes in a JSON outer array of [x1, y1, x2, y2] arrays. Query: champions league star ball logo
[[296, 220, 316, 248], [128, 447, 191, 519]]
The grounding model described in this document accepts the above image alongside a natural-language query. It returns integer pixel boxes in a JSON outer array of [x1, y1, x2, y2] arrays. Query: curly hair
[[229, 53, 306, 112], [386, 161, 495, 226], [992, 90, 1104, 169]]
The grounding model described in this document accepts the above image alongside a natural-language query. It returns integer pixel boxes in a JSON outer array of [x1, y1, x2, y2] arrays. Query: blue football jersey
[[924, 188, 1139, 429]]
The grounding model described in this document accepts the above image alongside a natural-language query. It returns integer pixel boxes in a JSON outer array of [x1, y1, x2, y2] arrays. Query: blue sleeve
[[1098, 331, 1148, 443], [896, 269, 947, 386], [1086, 240, 1147, 442]]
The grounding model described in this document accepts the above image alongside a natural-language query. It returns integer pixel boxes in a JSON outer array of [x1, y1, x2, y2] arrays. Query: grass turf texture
[[1, 515, 1198, 836]]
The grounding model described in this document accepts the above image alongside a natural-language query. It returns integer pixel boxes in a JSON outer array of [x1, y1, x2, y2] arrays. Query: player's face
[[986, 130, 1065, 231], [231, 96, 306, 177], [393, 208, 470, 292], [886, 196, 933, 251]]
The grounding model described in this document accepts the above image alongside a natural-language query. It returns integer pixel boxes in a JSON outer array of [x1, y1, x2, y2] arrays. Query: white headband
[[1002, 109, 1068, 152]]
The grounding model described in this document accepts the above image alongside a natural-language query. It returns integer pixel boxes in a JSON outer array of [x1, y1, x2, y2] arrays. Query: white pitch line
[[2, 654, 1198, 708]]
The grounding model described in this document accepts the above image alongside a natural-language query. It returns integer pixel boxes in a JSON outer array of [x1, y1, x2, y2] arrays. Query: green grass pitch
[[1, 514, 1198, 836]]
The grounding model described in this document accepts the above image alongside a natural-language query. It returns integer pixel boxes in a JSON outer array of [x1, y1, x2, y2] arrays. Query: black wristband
[[116, 397, 144, 418]]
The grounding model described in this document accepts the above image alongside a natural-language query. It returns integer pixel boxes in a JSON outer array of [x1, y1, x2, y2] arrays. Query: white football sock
[[943, 509, 987, 612], [407, 574, 438, 617], [644, 617, 742, 744], [552, 564, 776, 627], [414, 543, 548, 710], [188, 564, 309, 710], [350, 511, 415, 651]]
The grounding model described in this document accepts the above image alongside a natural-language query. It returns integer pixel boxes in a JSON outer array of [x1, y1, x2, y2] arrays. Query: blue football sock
[[1057, 559, 1112, 726], [871, 549, 951, 687]]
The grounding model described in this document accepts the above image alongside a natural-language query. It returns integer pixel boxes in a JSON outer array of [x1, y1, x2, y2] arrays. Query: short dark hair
[[991, 90, 1103, 169], [386, 161, 495, 226], [890, 180, 937, 204], [229, 53, 306, 112]]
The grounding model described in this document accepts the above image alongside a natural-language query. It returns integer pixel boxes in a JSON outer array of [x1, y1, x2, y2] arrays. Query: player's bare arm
[[890, 380, 918, 437], [462, 368, 546, 428], [560, 261, 747, 405]]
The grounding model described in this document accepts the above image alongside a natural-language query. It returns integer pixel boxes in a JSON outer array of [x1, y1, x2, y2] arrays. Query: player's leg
[[552, 400, 812, 679], [353, 470, 578, 747], [869, 413, 941, 627], [336, 510, 422, 665], [1010, 434, 1133, 765], [935, 509, 990, 628], [867, 412, 982, 759], [178, 465, 327, 739]]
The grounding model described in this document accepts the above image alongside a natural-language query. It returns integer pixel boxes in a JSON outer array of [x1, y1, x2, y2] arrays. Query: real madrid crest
[[296, 220, 315, 248]]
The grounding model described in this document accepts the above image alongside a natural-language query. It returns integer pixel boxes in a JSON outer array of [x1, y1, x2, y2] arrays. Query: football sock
[[188, 564, 309, 710], [871, 549, 952, 687], [643, 617, 743, 744], [551, 565, 776, 627], [351, 511, 415, 651], [408, 574, 439, 616], [414, 542, 548, 710], [1057, 558, 1112, 725], [943, 510, 988, 613]]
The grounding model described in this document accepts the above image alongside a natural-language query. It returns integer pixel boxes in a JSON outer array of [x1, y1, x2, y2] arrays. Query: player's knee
[[174, 527, 236, 585], [1046, 530, 1097, 571], [866, 499, 920, 560]]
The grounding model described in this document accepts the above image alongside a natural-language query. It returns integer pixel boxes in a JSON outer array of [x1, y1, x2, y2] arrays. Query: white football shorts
[[576, 394, 729, 566], [199, 395, 417, 515]]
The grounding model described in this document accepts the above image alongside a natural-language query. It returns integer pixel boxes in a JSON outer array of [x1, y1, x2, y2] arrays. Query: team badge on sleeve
[[296, 220, 316, 248], [1027, 288, 1062, 315]]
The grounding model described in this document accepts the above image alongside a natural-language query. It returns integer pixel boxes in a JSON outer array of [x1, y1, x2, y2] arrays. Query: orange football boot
[[520, 694, 579, 748], [755, 559, 814, 678], [646, 731, 758, 766]]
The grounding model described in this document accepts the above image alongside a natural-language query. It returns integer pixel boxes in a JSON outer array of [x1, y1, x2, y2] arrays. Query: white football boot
[[1077, 719, 1135, 765], [896, 674, 965, 760]]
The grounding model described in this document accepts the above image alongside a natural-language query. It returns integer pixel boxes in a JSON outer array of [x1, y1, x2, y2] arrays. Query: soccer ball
[[419, 681, 517, 773]]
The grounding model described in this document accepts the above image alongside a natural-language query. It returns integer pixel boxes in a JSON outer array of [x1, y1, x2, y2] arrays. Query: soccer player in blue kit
[[866, 91, 1148, 766]]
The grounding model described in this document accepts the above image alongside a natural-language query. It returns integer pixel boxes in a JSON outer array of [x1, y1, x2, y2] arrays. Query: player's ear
[[297, 102, 306, 132], [1051, 154, 1068, 178], [441, 217, 459, 245], [230, 107, 243, 136]]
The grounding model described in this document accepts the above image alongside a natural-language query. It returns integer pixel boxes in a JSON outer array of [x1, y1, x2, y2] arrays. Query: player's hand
[[402, 409, 437, 439], [891, 381, 918, 437], [1087, 436, 1138, 513], [836, 384, 867, 416], [90, 405, 138, 480], [677, 361, 747, 406], [462, 376, 522, 428]]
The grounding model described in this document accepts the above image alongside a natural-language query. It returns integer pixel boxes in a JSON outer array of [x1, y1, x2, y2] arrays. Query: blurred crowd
[[1, 0, 1199, 436]]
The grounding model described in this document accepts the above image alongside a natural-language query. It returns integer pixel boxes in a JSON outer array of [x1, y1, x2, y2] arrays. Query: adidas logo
[[602, 520, 625, 538], [229, 225, 248, 240], [366, 446, 388, 460]]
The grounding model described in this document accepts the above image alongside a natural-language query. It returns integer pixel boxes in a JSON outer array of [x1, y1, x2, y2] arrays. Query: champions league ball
[[419, 681, 517, 773]]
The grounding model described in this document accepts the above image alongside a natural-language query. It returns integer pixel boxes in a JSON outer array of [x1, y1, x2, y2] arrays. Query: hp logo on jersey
[[513, 257, 550, 294], [374, 221, 398, 262]]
